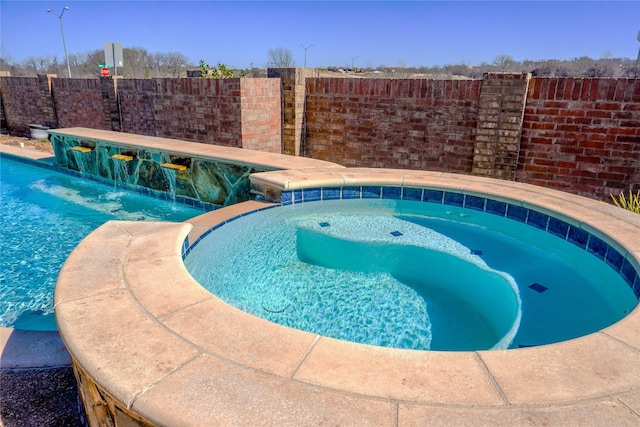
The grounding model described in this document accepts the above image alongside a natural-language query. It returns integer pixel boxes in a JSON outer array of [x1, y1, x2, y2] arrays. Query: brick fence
[[304, 77, 481, 172], [518, 78, 640, 198], [302, 72, 639, 200], [0, 75, 282, 152], [1, 71, 638, 200]]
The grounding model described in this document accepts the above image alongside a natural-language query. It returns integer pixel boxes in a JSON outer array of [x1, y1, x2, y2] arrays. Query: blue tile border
[[464, 195, 486, 211], [186, 182, 640, 301], [361, 186, 382, 199], [443, 192, 464, 207], [382, 187, 402, 200], [342, 186, 360, 200], [423, 189, 444, 203], [527, 211, 549, 230], [588, 236, 608, 261], [403, 187, 423, 201], [621, 258, 637, 287], [506, 204, 528, 223], [567, 226, 589, 249], [548, 217, 570, 239], [606, 247, 624, 271], [485, 199, 507, 216], [322, 187, 341, 200], [303, 188, 321, 202], [281, 191, 293, 204]]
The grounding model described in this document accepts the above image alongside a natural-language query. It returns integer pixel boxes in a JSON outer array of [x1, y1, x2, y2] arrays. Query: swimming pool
[[186, 197, 638, 351], [0, 155, 204, 331]]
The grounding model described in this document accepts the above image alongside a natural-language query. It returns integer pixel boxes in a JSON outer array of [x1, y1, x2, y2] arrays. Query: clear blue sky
[[1, 1, 639, 69]]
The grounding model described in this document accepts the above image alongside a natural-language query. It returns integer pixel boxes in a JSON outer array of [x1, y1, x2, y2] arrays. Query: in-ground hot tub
[[55, 168, 640, 425], [184, 193, 636, 352]]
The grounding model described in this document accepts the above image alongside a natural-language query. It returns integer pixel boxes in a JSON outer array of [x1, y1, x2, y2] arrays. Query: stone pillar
[[267, 68, 316, 156], [37, 74, 58, 128], [472, 72, 531, 180], [99, 76, 122, 132]]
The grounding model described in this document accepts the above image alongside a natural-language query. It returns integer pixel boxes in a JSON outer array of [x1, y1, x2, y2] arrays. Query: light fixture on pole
[[47, 6, 71, 78], [297, 43, 315, 68]]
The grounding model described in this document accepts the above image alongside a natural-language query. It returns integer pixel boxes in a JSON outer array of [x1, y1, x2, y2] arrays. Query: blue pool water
[[185, 199, 637, 351], [1, 155, 204, 331]]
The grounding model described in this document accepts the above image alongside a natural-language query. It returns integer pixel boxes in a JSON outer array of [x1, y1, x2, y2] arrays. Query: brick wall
[[118, 78, 156, 136], [150, 78, 243, 146], [51, 78, 107, 130], [0, 75, 280, 151], [518, 78, 640, 199], [117, 77, 281, 149], [0, 75, 57, 132], [1, 73, 637, 200], [304, 78, 481, 171]]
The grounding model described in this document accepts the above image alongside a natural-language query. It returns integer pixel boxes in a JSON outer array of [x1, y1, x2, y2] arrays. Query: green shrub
[[199, 60, 234, 78], [610, 190, 640, 214]]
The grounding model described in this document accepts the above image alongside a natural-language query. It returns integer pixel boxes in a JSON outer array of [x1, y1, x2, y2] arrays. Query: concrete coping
[[54, 169, 640, 425], [48, 127, 346, 171]]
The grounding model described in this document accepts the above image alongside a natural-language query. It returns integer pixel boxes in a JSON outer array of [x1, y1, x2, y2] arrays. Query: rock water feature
[[50, 133, 267, 209]]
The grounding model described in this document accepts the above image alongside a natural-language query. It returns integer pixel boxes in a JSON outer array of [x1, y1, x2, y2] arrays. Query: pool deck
[[53, 167, 640, 425], [0, 142, 55, 162]]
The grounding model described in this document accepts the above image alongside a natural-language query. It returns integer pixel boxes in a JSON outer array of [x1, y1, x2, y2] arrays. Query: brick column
[[100, 76, 121, 131], [37, 74, 58, 128], [472, 72, 531, 180], [267, 68, 316, 156], [240, 78, 282, 153]]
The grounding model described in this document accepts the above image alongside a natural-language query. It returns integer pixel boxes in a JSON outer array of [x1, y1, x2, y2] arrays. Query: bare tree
[[63, 49, 101, 77], [267, 47, 295, 68], [492, 54, 516, 71], [22, 56, 52, 74], [1, 44, 635, 78], [155, 52, 191, 77], [84, 49, 105, 77], [0, 43, 14, 73], [121, 47, 155, 77]]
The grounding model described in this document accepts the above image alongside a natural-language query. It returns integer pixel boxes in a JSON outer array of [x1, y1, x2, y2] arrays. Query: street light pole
[[636, 30, 640, 78], [297, 43, 315, 68], [349, 56, 359, 70], [47, 6, 71, 78]]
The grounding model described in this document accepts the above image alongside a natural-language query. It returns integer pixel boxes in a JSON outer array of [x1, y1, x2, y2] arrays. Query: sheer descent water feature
[[50, 132, 270, 209]]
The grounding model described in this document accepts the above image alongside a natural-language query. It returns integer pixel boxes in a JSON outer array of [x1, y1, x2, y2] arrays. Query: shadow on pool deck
[[0, 329, 86, 426]]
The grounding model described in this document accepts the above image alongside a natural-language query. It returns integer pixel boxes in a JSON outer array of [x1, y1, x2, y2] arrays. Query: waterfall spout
[[112, 154, 134, 162], [70, 146, 92, 153], [161, 163, 187, 171]]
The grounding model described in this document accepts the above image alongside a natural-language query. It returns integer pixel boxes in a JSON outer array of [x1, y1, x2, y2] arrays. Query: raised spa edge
[[55, 168, 640, 426]]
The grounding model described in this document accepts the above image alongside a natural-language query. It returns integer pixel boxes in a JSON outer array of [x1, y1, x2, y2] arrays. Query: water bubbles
[[1, 157, 203, 329]]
